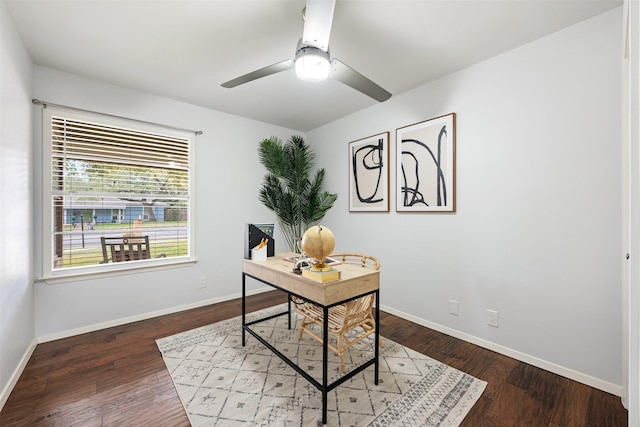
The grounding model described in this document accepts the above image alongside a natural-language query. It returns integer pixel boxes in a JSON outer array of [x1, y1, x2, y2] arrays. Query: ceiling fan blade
[[302, 0, 336, 51], [330, 59, 392, 102], [221, 59, 294, 88]]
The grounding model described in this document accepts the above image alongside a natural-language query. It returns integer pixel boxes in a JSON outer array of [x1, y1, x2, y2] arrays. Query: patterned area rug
[[156, 305, 486, 426]]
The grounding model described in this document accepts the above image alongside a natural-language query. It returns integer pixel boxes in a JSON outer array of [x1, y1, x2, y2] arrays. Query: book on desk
[[301, 267, 341, 282]]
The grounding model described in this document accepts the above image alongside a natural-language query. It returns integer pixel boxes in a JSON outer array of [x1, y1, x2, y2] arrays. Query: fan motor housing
[[294, 39, 331, 82]]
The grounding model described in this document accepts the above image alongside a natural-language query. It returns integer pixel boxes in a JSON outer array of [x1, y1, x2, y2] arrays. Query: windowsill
[[38, 258, 198, 284]]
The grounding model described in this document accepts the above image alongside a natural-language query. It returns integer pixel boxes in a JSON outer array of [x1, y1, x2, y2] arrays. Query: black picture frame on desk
[[253, 223, 274, 236], [244, 223, 275, 259]]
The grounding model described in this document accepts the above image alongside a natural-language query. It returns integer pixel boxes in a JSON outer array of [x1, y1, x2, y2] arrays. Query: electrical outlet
[[199, 276, 207, 289], [487, 309, 499, 327], [448, 300, 459, 316]]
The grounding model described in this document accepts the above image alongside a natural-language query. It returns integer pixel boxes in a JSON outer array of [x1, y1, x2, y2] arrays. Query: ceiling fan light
[[295, 45, 330, 82]]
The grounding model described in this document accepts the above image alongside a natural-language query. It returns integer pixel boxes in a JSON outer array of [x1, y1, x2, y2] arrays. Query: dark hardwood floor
[[0, 291, 628, 426]]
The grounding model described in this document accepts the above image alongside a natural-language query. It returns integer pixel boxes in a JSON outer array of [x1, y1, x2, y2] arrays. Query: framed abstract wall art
[[396, 113, 456, 212], [348, 132, 390, 212]]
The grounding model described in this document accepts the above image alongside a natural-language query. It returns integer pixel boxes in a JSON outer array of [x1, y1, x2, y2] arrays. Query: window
[[42, 108, 195, 279]]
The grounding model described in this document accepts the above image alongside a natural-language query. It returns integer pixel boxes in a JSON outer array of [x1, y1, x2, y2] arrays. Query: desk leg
[[242, 273, 246, 347], [374, 289, 380, 385], [287, 295, 292, 330], [322, 305, 329, 425]]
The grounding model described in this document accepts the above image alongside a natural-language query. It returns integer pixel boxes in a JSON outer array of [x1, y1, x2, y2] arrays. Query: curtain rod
[[32, 99, 203, 135]]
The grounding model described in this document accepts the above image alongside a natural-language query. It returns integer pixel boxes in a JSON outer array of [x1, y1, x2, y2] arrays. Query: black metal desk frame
[[242, 272, 380, 425]]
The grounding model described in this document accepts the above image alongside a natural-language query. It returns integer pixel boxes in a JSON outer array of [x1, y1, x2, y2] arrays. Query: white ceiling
[[5, 0, 621, 132]]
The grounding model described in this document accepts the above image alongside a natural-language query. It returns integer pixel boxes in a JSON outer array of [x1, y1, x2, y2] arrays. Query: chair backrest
[[330, 253, 380, 327], [330, 253, 380, 271], [343, 293, 376, 328], [101, 236, 151, 263]]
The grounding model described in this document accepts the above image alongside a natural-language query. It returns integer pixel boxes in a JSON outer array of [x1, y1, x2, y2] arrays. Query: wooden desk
[[241, 253, 380, 425]]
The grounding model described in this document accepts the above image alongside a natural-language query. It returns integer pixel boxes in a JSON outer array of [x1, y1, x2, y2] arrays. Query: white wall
[[2, 2, 624, 408], [32, 67, 296, 339], [308, 8, 623, 393], [0, 0, 36, 407]]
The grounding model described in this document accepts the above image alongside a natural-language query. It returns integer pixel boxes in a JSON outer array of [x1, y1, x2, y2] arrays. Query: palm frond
[[257, 135, 337, 251]]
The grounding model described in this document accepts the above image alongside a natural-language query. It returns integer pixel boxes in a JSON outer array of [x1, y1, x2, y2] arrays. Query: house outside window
[[41, 107, 195, 280]]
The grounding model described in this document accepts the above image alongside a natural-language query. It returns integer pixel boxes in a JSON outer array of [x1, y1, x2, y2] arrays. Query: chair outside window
[[294, 253, 381, 372], [100, 236, 165, 264]]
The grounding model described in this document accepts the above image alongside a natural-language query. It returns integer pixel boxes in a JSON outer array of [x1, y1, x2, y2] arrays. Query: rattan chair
[[294, 253, 381, 372]]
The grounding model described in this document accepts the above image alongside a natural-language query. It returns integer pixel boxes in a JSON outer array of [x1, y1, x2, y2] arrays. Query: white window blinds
[[43, 108, 193, 276]]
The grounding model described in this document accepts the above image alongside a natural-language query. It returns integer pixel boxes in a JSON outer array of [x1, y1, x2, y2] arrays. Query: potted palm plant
[[258, 135, 338, 252]]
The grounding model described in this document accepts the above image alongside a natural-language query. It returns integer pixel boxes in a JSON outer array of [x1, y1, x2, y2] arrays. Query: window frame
[[40, 107, 197, 283]]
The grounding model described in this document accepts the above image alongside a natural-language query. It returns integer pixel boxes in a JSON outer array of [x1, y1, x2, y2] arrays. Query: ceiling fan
[[221, 0, 392, 102]]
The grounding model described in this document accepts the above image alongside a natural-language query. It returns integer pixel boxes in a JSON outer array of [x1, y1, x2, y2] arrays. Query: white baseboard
[[37, 286, 274, 344], [380, 304, 622, 397], [0, 338, 37, 411], [29, 291, 620, 398]]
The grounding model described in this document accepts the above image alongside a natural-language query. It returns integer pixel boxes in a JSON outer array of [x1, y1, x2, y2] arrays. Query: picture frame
[[253, 223, 274, 236], [348, 132, 390, 212], [396, 113, 456, 212]]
